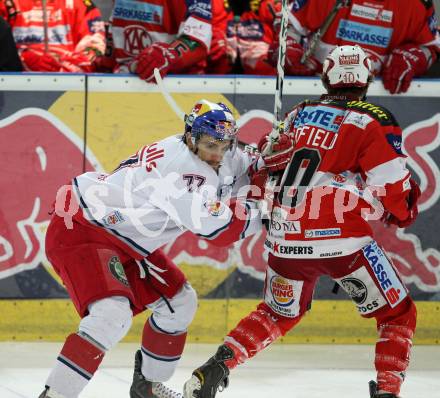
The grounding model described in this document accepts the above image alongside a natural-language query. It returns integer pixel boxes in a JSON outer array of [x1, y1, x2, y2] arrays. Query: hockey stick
[[153, 68, 186, 121], [300, 0, 351, 64], [262, 0, 290, 155]]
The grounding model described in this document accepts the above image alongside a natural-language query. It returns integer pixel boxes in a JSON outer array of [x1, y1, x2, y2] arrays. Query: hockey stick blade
[[153, 68, 186, 121]]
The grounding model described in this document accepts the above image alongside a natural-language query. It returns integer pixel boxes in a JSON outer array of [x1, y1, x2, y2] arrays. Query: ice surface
[[0, 343, 438, 397]]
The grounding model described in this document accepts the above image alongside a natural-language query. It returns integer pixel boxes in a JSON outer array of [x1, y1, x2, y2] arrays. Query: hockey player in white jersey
[[39, 99, 263, 398]]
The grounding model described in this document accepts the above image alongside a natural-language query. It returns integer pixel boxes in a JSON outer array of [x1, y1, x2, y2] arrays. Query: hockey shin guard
[[45, 332, 106, 397], [374, 297, 417, 395], [224, 302, 302, 369], [140, 316, 187, 381]]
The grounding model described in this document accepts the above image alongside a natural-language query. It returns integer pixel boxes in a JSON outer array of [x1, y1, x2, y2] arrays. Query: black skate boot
[[369, 380, 399, 398], [38, 387, 64, 398], [130, 350, 182, 398], [183, 344, 233, 398]]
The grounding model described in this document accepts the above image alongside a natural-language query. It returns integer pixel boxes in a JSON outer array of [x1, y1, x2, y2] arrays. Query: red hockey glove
[[136, 38, 207, 83], [269, 40, 319, 76], [135, 42, 178, 82], [382, 45, 430, 94], [21, 49, 61, 72], [207, 28, 234, 74], [60, 52, 95, 73], [93, 54, 117, 73], [258, 133, 295, 172], [248, 168, 269, 201], [382, 179, 421, 228], [210, 28, 228, 63], [285, 41, 320, 76]]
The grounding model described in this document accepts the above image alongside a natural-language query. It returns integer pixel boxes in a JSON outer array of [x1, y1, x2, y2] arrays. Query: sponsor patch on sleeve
[[344, 112, 373, 130], [386, 133, 403, 155]]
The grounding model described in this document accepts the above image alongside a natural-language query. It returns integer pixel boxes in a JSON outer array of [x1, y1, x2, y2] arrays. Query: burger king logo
[[270, 276, 295, 307]]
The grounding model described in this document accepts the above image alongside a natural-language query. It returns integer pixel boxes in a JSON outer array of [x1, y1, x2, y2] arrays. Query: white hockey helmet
[[322, 45, 372, 88]]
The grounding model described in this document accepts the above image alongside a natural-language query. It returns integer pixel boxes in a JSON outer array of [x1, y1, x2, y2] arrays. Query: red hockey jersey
[[0, 0, 105, 71], [236, 0, 278, 74], [265, 95, 412, 259], [111, 0, 213, 72], [289, 0, 440, 73]]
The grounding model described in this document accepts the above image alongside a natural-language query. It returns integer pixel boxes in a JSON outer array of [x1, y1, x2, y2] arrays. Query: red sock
[[142, 316, 187, 361], [58, 333, 105, 380], [224, 302, 302, 369]]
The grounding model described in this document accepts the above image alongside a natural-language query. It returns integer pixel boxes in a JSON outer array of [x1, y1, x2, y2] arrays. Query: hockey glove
[[21, 49, 61, 72], [248, 168, 269, 202], [382, 45, 431, 94], [258, 132, 295, 172], [382, 178, 421, 228], [59, 52, 96, 73], [136, 38, 207, 83], [269, 40, 319, 76], [135, 42, 178, 82], [207, 27, 234, 74], [248, 167, 277, 225]]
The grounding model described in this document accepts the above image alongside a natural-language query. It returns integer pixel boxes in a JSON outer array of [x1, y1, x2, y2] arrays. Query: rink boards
[[1, 299, 439, 344], [0, 74, 439, 344]]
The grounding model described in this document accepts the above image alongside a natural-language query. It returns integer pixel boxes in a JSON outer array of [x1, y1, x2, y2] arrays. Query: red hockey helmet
[[322, 45, 372, 88]]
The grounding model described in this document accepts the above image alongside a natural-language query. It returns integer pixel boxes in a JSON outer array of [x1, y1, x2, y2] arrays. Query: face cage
[[191, 120, 238, 153], [193, 135, 238, 159]]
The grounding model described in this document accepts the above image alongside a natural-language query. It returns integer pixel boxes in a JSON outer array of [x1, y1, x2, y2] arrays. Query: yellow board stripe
[[1, 300, 438, 344]]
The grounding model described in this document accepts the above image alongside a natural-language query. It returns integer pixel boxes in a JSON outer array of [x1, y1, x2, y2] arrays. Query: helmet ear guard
[[322, 45, 373, 88]]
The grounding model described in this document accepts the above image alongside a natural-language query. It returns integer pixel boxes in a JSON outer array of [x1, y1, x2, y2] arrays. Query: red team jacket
[[0, 0, 106, 72], [265, 96, 413, 259], [236, 0, 278, 74], [286, 0, 440, 73], [239, 0, 440, 75], [111, 0, 216, 72]]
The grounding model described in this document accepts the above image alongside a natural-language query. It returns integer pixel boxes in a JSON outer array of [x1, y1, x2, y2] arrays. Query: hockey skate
[[130, 350, 182, 398], [183, 345, 233, 398], [369, 380, 399, 398], [38, 387, 65, 398]]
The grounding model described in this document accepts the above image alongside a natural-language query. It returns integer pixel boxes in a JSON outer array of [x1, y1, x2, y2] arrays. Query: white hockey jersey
[[71, 135, 262, 259]]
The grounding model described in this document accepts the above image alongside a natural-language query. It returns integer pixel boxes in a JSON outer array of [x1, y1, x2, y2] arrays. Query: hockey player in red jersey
[[205, 0, 237, 74], [110, 0, 221, 81], [268, 0, 440, 93], [234, 0, 278, 75], [183, 45, 420, 398], [38, 100, 263, 398], [0, 0, 106, 72]]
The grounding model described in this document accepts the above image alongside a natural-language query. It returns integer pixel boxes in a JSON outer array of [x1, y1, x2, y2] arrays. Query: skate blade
[[183, 375, 202, 398]]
